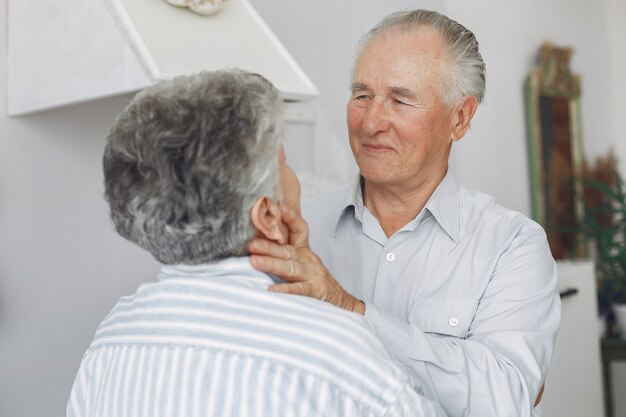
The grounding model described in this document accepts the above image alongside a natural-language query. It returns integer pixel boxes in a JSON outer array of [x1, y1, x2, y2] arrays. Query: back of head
[[103, 69, 283, 265], [357, 9, 486, 108]]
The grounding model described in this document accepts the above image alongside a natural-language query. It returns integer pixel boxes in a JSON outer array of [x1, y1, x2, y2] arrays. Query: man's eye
[[393, 98, 408, 105], [353, 94, 370, 100]]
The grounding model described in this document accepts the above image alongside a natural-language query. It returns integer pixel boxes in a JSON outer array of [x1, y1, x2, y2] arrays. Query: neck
[[362, 170, 446, 237]]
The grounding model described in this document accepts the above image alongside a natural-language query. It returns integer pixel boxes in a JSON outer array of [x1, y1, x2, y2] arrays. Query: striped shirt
[[67, 257, 444, 417]]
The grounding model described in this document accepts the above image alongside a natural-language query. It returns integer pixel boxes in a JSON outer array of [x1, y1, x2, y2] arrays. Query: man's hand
[[248, 204, 365, 315]]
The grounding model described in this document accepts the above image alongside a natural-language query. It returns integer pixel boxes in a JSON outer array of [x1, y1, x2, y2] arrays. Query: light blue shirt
[[304, 173, 561, 417], [67, 257, 445, 417]]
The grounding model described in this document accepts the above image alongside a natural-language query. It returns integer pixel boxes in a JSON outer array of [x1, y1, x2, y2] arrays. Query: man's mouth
[[363, 144, 392, 152]]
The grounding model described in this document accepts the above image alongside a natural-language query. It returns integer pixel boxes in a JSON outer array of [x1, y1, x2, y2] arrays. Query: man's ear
[[450, 96, 479, 142], [250, 197, 287, 244]]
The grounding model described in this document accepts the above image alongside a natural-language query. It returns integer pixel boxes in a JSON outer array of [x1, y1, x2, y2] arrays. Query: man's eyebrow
[[350, 84, 416, 99], [389, 86, 416, 99], [351, 82, 369, 92]]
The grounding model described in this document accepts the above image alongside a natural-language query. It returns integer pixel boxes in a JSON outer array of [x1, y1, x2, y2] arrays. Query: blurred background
[[1, 0, 624, 416]]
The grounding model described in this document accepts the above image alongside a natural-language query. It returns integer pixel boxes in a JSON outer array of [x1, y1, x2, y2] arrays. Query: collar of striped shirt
[[158, 256, 284, 289]]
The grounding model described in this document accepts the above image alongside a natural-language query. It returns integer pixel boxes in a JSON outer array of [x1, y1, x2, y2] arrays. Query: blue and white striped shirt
[[67, 257, 444, 417]]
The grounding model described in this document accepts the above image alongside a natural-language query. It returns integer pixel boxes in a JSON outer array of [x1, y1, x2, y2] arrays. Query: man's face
[[347, 26, 458, 190]]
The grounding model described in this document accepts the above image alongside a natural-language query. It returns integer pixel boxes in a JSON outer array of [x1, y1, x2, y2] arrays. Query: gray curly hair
[[103, 69, 283, 265], [356, 9, 486, 108]]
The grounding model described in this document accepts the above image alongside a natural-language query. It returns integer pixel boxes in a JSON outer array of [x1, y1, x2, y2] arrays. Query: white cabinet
[[7, 0, 317, 116], [539, 260, 605, 417]]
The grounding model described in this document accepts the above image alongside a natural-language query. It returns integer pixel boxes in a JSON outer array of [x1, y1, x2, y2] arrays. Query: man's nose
[[362, 96, 391, 135]]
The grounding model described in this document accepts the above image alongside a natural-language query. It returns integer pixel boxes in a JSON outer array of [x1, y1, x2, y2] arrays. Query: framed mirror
[[525, 42, 585, 259]]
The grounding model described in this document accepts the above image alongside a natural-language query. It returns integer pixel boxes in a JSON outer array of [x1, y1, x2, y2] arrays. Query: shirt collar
[[333, 171, 461, 243], [332, 175, 363, 236], [159, 256, 283, 287], [424, 171, 461, 243]]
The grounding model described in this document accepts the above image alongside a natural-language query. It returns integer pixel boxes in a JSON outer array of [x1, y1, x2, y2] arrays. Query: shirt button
[[385, 252, 396, 262], [449, 317, 459, 327]]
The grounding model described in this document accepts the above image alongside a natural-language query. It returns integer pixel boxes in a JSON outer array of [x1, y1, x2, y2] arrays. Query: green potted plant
[[577, 155, 626, 337]]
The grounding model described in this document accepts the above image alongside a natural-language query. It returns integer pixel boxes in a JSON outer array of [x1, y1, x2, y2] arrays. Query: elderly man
[[67, 69, 445, 417], [249, 9, 561, 417]]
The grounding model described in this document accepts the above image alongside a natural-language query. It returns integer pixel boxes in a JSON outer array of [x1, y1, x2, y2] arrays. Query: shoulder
[[459, 184, 545, 241], [270, 291, 392, 360], [454, 184, 554, 272], [254, 293, 417, 409]]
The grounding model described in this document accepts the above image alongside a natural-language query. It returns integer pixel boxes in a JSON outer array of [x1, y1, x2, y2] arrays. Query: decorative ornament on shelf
[[164, 0, 229, 16]]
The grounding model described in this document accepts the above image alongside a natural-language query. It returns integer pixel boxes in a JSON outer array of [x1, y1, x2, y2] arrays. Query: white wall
[[597, 2, 626, 411], [605, 0, 626, 402], [446, 0, 617, 215], [2, 1, 625, 416], [606, 0, 626, 180]]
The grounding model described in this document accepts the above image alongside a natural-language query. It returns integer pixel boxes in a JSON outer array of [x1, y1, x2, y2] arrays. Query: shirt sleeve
[[67, 353, 92, 417], [364, 225, 561, 417]]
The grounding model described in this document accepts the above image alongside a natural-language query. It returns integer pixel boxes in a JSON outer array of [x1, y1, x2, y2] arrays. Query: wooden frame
[[525, 42, 585, 259]]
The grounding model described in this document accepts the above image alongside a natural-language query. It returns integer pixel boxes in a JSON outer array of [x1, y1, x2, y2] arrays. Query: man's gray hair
[[103, 69, 283, 265], [357, 9, 486, 108]]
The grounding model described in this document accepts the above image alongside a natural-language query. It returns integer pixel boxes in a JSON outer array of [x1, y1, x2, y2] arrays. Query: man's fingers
[[267, 282, 307, 296], [249, 255, 302, 282], [279, 204, 309, 247], [248, 238, 294, 260]]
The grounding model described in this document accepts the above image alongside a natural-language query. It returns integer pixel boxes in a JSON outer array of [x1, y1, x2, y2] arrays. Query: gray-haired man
[[67, 69, 445, 417], [249, 10, 561, 417]]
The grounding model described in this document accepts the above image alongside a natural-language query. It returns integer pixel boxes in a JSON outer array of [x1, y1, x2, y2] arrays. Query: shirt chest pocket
[[408, 297, 478, 339]]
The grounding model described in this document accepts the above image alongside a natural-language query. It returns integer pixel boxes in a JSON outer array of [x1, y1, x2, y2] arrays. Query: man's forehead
[[351, 29, 448, 89]]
